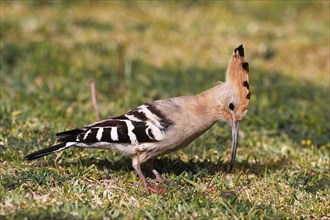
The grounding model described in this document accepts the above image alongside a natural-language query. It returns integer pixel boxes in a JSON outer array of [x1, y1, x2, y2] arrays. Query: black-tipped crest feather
[[242, 62, 249, 72], [234, 45, 244, 57]]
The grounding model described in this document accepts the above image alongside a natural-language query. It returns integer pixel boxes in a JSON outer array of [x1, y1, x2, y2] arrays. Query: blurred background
[[0, 1, 329, 219], [1, 1, 328, 147]]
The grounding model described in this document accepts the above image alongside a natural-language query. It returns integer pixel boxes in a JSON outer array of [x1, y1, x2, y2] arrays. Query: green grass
[[1, 1, 329, 219]]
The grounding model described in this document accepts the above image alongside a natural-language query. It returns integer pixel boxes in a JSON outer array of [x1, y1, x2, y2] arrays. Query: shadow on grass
[[56, 153, 287, 178], [4, 152, 325, 197], [56, 154, 327, 195]]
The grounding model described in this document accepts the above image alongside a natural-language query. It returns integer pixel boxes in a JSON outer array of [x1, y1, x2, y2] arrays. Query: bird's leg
[[151, 169, 166, 185], [133, 149, 150, 193], [133, 148, 164, 194]]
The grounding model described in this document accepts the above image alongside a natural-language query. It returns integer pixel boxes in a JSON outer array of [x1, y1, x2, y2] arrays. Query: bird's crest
[[225, 45, 250, 113]]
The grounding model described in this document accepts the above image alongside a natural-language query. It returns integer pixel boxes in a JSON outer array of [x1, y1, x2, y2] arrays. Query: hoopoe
[[25, 45, 250, 193]]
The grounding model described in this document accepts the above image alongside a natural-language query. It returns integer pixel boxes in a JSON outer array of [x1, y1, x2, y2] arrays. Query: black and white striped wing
[[56, 103, 173, 145]]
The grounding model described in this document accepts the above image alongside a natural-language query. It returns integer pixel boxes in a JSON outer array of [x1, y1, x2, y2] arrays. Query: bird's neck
[[195, 82, 228, 122]]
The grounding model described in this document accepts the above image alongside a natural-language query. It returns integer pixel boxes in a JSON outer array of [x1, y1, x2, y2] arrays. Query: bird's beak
[[228, 121, 239, 172]]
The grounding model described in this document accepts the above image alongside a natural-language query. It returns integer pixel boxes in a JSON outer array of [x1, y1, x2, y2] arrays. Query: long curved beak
[[228, 121, 239, 172]]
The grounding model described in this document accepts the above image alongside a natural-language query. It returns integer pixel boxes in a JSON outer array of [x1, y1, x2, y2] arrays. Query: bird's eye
[[229, 103, 235, 111]]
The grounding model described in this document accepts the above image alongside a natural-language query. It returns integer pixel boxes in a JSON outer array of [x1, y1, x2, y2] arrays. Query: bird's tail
[[25, 143, 71, 160]]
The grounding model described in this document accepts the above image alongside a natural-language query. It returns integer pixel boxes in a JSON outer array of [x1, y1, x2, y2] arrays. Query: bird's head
[[221, 45, 250, 172]]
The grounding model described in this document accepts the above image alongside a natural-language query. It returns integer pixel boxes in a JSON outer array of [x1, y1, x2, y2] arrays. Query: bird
[[25, 45, 250, 193]]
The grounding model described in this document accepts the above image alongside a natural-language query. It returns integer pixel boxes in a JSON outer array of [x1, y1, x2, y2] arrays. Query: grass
[[0, 1, 329, 219]]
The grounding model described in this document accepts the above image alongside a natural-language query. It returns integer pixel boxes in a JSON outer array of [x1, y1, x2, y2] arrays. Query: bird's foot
[[146, 182, 166, 195], [131, 181, 166, 195]]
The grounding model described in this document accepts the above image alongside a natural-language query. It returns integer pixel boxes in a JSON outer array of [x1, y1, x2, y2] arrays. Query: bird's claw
[[147, 183, 166, 195], [131, 181, 166, 195]]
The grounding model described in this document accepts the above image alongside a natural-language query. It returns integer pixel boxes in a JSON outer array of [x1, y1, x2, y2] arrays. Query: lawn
[[0, 1, 329, 219]]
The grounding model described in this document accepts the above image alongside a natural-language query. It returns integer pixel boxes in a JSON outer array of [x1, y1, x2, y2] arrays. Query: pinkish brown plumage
[[26, 45, 250, 193]]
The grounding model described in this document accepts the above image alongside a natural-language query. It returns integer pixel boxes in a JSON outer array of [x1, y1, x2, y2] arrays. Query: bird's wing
[[56, 103, 174, 144]]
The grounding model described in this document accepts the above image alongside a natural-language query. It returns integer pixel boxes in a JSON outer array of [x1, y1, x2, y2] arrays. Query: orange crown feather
[[226, 45, 250, 113]]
